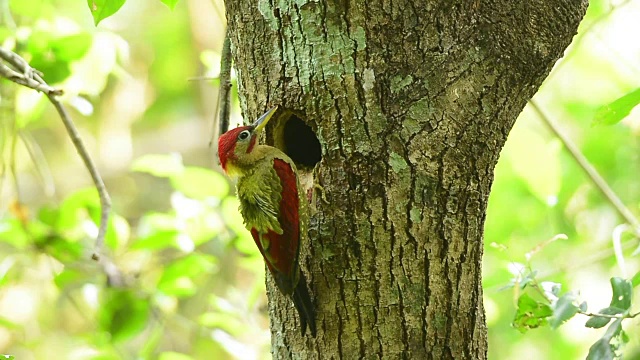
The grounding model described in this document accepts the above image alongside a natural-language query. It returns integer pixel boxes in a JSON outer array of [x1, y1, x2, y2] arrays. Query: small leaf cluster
[[510, 264, 640, 360]]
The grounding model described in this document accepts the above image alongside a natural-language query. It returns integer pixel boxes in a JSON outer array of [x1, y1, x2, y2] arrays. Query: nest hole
[[275, 113, 322, 169]]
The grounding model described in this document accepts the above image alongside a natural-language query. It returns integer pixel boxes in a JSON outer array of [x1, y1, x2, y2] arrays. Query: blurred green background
[[0, 0, 639, 359]]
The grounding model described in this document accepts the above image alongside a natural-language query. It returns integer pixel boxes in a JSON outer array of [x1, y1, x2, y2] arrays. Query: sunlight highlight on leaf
[[87, 0, 126, 26], [593, 87, 640, 126], [159, 0, 180, 10]]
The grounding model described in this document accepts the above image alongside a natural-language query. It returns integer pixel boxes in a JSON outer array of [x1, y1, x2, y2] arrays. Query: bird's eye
[[238, 130, 250, 141]]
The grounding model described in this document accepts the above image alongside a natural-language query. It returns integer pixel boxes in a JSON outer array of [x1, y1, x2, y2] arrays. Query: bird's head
[[218, 107, 277, 176]]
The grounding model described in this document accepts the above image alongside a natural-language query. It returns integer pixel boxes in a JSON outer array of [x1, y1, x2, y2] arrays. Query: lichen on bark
[[224, 1, 588, 359]]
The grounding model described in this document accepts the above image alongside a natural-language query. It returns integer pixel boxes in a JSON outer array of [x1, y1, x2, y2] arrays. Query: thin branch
[[47, 97, 112, 260], [579, 310, 640, 320], [0, 47, 44, 80], [529, 100, 640, 234], [208, 29, 233, 166], [0, 46, 112, 263], [0, 62, 61, 95], [578, 311, 624, 319], [218, 31, 233, 135]]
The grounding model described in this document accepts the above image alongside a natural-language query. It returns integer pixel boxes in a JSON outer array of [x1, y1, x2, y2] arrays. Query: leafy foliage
[[512, 293, 553, 332], [0, 153, 259, 357], [506, 260, 639, 359]]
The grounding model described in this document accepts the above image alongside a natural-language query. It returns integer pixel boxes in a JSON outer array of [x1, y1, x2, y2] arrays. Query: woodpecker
[[217, 107, 316, 336]]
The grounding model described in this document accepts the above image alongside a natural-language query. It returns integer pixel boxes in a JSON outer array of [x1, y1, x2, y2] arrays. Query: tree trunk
[[224, 1, 587, 359]]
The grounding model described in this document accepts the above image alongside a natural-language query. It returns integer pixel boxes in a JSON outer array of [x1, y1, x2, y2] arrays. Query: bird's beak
[[252, 106, 278, 133]]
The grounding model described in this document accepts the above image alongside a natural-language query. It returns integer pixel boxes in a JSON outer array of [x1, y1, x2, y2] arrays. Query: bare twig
[[0, 46, 112, 262], [578, 310, 640, 320], [218, 31, 233, 135], [0, 47, 44, 80], [529, 100, 640, 235], [47, 97, 112, 260], [0, 62, 61, 95], [578, 310, 624, 320], [211, 28, 233, 149]]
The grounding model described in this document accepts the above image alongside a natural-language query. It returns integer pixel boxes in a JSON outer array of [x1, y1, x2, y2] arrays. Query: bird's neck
[[225, 145, 272, 178]]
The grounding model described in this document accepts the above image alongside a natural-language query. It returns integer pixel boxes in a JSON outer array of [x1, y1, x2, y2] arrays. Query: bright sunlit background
[[0, 0, 639, 359]]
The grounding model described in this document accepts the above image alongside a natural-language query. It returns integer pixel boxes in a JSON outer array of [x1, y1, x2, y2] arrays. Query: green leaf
[[131, 153, 184, 178], [550, 292, 579, 329], [593, 87, 640, 126], [0, 256, 17, 288], [621, 330, 630, 344], [132, 212, 182, 250], [87, 0, 127, 25], [585, 307, 624, 329], [541, 281, 562, 299], [57, 188, 100, 231], [158, 352, 193, 360], [52, 34, 92, 61], [38, 206, 59, 227], [198, 312, 245, 336], [587, 318, 623, 360], [159, 0, 180, 10], [104, 214, 130, 251], [501, 269, 538, 291], [170, 167, 229, 199], [0, 316, 21, 330], [157, 254, 217, 297], [130, 231, 180, 251], [99, 290, 150, 343], [25, 29, 52, 56], [512, 293, 553, 333], [518, 270, 538, 290], [609, 277, 632, 311], [579, 301, 588, 312], [35, 235, 84, 263], [54, 268, 85, 289], [0, 219, 30, 249], [631, 271, 640, 288], [587, 338, 615, 360]]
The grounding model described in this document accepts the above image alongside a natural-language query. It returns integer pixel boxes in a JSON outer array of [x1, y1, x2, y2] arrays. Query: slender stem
[[213, 28, 232, 147], [47, 96, 112, 259], [529, 100, 640, 234], [0, 62, 61, 95], [219, 30, 232, 133], [578, 311, 623, 319]]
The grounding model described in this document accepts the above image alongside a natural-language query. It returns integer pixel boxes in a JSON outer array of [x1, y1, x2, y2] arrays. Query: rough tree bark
[[224, 1, 587, 359]]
